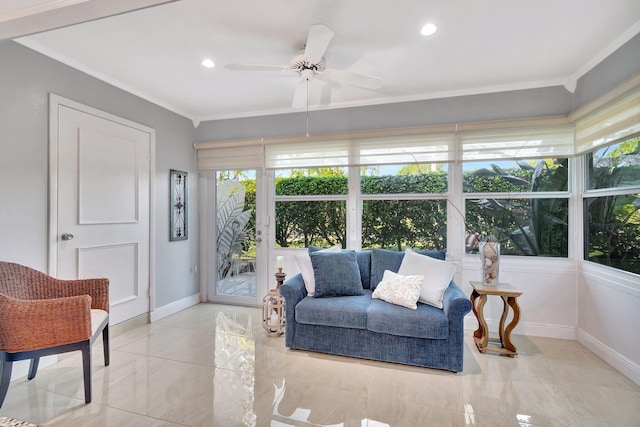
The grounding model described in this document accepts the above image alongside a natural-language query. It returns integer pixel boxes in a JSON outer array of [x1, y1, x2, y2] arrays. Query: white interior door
[[51, 96, 153, 325]]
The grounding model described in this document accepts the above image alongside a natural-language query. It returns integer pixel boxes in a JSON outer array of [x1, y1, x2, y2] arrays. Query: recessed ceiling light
[[421, 23, 437, 36], [201, 59, 215, 68]]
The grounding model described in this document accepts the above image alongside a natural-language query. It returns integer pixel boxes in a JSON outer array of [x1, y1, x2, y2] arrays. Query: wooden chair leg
[[102, 325, 110, 366], [81, 341, 92, 404], [0, 360, 13, 408], [28, 357, 40, 380]]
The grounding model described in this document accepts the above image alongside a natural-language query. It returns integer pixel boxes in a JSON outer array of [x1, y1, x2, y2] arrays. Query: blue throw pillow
[[370, 248, 446, 291], [310, 251, 364, 298]]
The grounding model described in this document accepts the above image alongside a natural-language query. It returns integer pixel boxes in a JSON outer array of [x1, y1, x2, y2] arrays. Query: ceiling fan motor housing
[[288, 53, 326, 79]]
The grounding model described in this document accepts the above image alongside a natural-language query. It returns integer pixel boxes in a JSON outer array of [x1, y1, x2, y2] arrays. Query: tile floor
[[1, 303, 639, 426]]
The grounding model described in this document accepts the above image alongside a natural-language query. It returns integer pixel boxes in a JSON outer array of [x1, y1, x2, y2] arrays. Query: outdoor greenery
[[222, 139, 639, 274], [275, 170, 449, 250], [584, 137, 640, 274], [464, 159, 570, 256]]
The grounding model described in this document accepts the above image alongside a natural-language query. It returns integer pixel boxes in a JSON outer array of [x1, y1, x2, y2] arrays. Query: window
[[273, 164, 448, 251], [361, 164, 447, 251], [274, 167, 347, 248], [583, 136, 640, 274], [463, 159, 570, 256]]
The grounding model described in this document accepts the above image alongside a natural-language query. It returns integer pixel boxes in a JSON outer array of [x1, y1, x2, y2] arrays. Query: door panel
[[55, 102, 151, 324], [78, 128, 139, 224], [78, 243, 138, 305]]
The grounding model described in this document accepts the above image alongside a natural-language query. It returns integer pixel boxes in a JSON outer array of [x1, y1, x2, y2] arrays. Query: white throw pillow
[[397, 248, 458, 309], [295, 244, 342, 296], [372, 270, 423, 310]]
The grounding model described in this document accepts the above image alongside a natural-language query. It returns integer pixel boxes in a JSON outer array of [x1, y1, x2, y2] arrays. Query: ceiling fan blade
[[304, 24, 334, 64], [323, 68, 383, 90], [224, 63, 285, 71], [292, 80, 308, 109]]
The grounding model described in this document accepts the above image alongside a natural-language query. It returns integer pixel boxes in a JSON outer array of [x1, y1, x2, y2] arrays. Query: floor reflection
[[1, 304, 639, 426]]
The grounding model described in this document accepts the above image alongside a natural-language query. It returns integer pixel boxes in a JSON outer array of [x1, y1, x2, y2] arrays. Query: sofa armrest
[[279, 273, 307, 348], [442, 281, 472, 319], [441, 281, 472, 372], [280, 273, 306, 305]]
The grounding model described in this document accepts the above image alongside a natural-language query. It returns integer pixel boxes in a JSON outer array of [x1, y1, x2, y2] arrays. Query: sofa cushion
[[370, 248, 447, 291], [311, 251, 364, 298], [398, 249, 457, 309], [310, 246, 372, 290], [355, 250, 371, 289], [297, 244, 342, 296], [366, 298, 449, 339], [295, 291, 372, 329], [370, 249, 405, 292]]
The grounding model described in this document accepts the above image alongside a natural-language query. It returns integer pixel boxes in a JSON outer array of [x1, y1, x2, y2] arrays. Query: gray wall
[[195, 33, 640, 142], [0, 40, 198, 309], [573, 33, 640, 109]]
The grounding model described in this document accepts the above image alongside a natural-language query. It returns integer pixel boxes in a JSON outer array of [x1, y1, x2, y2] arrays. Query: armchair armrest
[[0, 293, 92, 353]]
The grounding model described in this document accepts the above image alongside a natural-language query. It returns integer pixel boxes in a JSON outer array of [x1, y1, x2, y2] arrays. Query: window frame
[[581, 136, 640, 275], [461, 157, 574, 258]]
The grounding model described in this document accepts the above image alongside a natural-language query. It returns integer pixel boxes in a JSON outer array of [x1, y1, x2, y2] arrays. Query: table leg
[[498, 296, 509, 346], [471, 290, 481, 338], [472, 293, 489, 349], [502, 296, 521, 353]]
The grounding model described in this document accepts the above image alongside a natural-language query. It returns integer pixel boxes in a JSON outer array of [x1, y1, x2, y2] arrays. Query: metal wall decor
[[170, 169, 188, 241]]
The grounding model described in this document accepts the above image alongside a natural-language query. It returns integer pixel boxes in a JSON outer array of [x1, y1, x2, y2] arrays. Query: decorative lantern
[[262, 258, 287, 336]]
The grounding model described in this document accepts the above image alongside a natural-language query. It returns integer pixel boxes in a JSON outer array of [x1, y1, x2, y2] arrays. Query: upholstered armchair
[[0, 261, 110, 408]]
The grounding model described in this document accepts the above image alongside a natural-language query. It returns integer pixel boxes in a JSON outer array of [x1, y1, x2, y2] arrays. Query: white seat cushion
[[90, 309, 109, 337]]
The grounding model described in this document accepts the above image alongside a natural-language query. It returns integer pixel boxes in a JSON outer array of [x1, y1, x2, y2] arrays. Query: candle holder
[[262, 267, 287, 337], [275, 267, 286, 289]]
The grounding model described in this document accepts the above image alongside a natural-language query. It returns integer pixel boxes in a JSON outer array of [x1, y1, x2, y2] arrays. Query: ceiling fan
[[225, 24, 384, 109]]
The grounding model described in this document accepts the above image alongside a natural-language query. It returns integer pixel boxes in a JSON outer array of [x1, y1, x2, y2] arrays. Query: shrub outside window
[[584, 137, 640, 274], [463, 159, 570, 256], [275, 168, 347, 248], [360, 164, 447, 251]]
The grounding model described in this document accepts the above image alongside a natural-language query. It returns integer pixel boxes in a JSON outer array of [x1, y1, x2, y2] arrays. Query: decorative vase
[[479, 235, 500, 285]]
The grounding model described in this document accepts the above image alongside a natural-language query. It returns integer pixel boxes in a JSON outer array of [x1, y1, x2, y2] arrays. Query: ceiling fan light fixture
[[201, 58, 215, 68], [421, 23, 437, 36]]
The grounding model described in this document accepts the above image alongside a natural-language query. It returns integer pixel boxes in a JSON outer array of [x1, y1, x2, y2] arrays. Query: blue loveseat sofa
[[280, 248, 472, 372]]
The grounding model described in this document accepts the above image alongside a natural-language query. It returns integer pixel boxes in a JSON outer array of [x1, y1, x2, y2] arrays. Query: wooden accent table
[[469, 281, 522, 357]]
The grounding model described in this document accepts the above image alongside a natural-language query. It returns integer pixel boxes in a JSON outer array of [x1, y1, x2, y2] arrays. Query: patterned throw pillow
[[372, 270, 424, 310]]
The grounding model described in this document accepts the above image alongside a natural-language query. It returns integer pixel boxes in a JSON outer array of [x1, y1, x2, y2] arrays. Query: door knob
[[255, 237, 262, 243], [61, 233, 74, 241]]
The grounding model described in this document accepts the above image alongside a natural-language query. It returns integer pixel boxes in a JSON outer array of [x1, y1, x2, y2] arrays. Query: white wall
[[460, 257, 578, 339], [578, 263, 640, 385]]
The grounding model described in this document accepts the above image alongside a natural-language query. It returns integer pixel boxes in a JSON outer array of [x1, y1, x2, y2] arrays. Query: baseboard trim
[[577, 328, 640, 387], [150, 293, 201, 322], [464, 315, 577, 340]]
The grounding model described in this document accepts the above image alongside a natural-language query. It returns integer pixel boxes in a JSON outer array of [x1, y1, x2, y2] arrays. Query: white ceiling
[[13, 0, 640, 124]]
